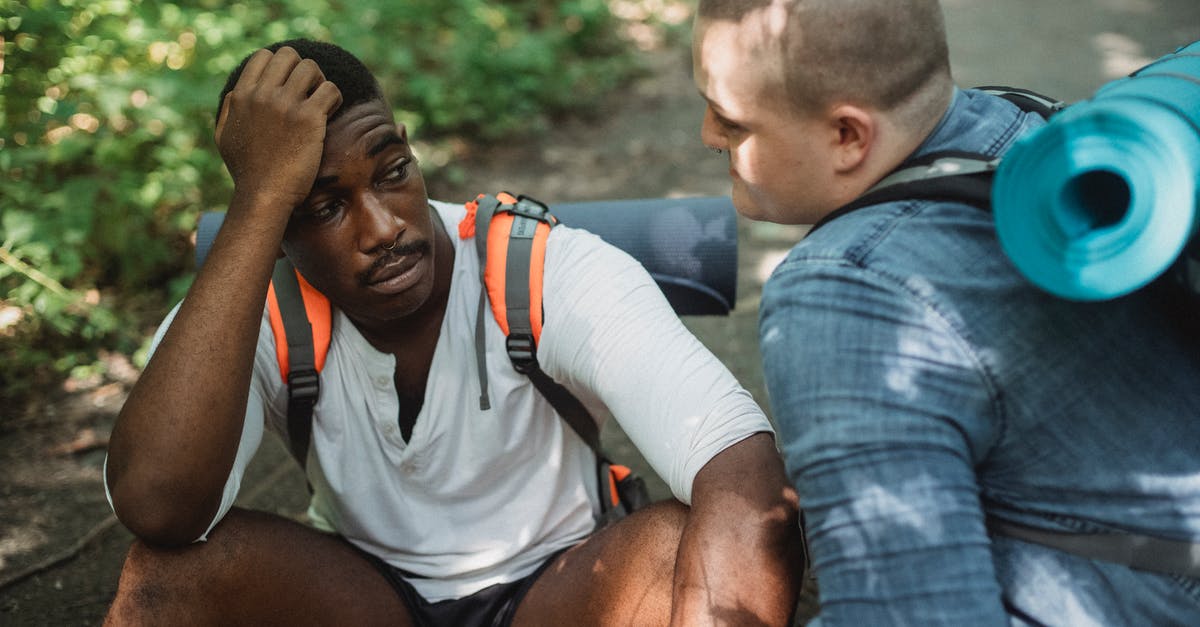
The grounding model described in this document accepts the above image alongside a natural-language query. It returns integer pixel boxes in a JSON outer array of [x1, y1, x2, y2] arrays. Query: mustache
[[358, 238, 433, 286]]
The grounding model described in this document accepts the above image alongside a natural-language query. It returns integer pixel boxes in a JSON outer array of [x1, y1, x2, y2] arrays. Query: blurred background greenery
[[1, 0, 680, 408]]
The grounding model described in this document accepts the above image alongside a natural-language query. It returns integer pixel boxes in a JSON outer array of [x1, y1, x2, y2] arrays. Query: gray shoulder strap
[[270, 258, 319, 467], [988, 516, 1200, 578], [473, 195, 503, 410]]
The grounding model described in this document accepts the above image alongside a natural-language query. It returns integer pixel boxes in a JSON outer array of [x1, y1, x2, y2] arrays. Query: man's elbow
[[108, 475, 216, 547]]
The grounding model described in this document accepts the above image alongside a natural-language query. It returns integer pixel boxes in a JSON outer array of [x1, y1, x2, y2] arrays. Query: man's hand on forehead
[[215, 46, 344, 216]]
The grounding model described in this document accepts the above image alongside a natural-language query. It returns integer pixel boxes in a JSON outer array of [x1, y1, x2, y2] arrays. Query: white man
[[694, 1, 1200, 624]]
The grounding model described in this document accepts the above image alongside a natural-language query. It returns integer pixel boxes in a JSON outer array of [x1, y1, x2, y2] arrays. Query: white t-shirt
[[113, 199, 772, 601]]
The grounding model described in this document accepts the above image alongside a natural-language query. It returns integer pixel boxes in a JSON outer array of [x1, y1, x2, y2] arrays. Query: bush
[[0, 0, 639, 407]]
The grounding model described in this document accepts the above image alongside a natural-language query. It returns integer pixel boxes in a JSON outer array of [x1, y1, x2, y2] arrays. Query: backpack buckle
[[505, 333, 538, 373], [288, 368, 320, 405], [510, 196, 557, 225]]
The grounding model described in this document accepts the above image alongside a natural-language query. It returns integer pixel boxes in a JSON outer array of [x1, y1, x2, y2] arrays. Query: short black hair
[[217, 39, 384, 122], [697, 0, 775, 21]]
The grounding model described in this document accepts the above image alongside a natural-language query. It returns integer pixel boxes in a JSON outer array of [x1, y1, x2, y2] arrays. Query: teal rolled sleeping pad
[[993, 40, 1200, 301]]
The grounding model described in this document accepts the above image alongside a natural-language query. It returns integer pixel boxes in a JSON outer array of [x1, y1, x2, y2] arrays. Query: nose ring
[[382, 239, 397, 251]]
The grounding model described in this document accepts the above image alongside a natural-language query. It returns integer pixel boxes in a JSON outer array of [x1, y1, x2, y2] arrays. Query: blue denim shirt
[[761, 88, 1200, 626]]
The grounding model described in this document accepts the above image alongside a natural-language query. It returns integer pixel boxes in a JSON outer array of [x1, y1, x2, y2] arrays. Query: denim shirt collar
[[906, 86, 1025, 163]]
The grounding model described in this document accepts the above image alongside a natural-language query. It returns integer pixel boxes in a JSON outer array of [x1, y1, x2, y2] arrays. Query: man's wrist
[[228, 185, 301, 223]]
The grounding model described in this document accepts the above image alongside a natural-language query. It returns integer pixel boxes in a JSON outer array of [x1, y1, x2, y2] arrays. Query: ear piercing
[[708, 146, 724, 155]]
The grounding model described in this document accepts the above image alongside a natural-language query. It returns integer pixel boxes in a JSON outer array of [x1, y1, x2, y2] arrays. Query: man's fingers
[[236, 48, 274, 90], [309, 81, 343, 117], [282, 58, 326, 100], [258, 45, 302, 88]]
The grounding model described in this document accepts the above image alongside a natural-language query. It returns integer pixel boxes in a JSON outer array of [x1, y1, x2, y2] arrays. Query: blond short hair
[[698, 0, 952, 116]]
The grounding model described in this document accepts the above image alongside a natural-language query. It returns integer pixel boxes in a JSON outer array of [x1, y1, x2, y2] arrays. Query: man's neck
[[896, 81, 956, 161], [858, 82, 957, 196]]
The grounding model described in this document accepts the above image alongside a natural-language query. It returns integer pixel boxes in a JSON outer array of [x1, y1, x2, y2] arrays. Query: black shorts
[[356, 547, 567, 627]]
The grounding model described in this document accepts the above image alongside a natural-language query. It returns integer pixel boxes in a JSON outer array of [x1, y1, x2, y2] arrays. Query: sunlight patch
[[757, 248, 791, 285], [1093, 32, 1153, 79], [823, 474, 950, 558], [0, 523, 49, 572]]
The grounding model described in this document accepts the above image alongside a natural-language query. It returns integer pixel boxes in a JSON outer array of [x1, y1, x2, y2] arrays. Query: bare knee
[[619, 500, 689, 567], [106, 511, 264, 625], [515, 500, 691, 625], [105, 537, 227, 625], [106, 509, 409, 626]]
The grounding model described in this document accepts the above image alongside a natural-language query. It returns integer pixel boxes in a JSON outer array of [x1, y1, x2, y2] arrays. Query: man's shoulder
[[767, 200, 1014, 320], [429, 198, 467, 231], [952, 87, 1049, 151], [544, 220, 636, 277], [431, 195, 614, 257], [792, 198, 992, 264]]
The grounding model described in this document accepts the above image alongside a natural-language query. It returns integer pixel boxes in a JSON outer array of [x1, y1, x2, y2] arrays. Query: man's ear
[[828, 104, 874, 174], [396, 122, 408, 143]]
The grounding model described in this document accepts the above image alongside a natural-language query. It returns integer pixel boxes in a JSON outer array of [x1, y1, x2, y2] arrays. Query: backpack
[[197, 192, 739, 527], [813, 87, 1200, 578]]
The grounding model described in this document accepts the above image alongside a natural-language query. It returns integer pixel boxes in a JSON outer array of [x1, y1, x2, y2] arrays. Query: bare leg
[[104, 508, 413, 626], [513, 500, 688, 626]]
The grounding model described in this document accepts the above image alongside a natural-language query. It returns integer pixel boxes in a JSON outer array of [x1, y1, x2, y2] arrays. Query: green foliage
[[339, 0, 635, 140], [0, 0, 639, 406]]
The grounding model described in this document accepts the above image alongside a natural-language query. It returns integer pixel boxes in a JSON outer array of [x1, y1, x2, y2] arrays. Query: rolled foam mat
[[993, 40, 1200, 300]]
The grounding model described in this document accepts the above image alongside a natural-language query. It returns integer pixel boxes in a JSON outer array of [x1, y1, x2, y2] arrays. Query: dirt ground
[[0, 35, 815, 624]]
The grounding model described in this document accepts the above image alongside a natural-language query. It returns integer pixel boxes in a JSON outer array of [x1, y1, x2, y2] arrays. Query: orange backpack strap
[[483, 193, 557, 362], [265, 257, 331, 466], [462, 192, 559, 406], [463, 192, 647, 525], [483, 194, 599, 444]]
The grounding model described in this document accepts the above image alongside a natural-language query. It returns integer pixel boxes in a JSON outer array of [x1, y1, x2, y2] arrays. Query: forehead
[[323, 100, 400, 159], [693, 14, 789, 117]]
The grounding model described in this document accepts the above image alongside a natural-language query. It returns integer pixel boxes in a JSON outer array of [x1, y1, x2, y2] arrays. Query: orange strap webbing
[[266, 265, 331, 382], [483, 208, 553, 344]]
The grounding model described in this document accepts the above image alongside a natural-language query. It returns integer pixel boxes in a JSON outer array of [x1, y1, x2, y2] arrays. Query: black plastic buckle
[[511, 196, 556, 224], [505, 333, 538, 374], [287, 368, 320, 405]]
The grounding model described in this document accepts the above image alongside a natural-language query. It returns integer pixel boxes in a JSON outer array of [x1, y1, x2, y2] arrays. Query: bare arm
[[105, 47, 341, 546], [672, 432, 805, 626]]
